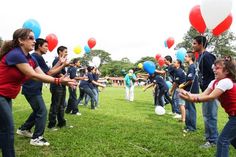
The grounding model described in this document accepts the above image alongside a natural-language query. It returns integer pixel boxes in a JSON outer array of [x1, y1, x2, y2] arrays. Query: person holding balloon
[[0, 28, 76, 157], [193, 35, 218, 148], [124, 69, 137, 102], [179, 57, 236, 157], [17, 38, 69, 146]]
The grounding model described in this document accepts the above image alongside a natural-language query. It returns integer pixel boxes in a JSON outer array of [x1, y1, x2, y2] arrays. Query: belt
[[229, 111, 236, 117]]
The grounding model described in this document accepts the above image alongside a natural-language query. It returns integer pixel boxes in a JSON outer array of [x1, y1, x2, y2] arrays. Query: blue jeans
[[185, 101, 196, 131], [85, 88, 98, 107], [216, 116, 236, 157], [78, 87, 96, 109], [20, 95, 47, 139], [202, 100, 218, 143], [172, 89, 181, 114], [0, 96, 15, 157]]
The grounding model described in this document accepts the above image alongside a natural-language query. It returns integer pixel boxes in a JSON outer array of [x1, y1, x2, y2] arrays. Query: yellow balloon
[[138, 63, 143, 69], [73, 45, 82, 54]]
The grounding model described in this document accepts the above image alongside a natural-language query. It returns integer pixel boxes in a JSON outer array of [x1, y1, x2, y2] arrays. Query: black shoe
[[57, 121, 66, 128]]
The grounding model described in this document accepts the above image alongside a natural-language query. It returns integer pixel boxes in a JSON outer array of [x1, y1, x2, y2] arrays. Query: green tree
[[176, 27, 236, 57], [100, 60, 134, 77], [75, 49, 112, 67]]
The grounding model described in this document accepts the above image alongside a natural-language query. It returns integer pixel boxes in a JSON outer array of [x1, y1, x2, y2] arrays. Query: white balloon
[[200, 0, 232, 29], [92, 56, 101, 67], [155, 106, 165, 115]]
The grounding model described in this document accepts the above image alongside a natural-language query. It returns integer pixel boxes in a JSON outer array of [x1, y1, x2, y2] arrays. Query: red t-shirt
[[0, 47, 38, 99]]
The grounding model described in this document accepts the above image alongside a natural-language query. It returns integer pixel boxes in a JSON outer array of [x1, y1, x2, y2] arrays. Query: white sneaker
[[30, 136, 50, 146], [75, 112, 82, 116], [173, 114, 181, 119], [16, 129, 33, 138]]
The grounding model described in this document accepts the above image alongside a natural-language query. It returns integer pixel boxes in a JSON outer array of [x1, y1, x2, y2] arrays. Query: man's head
[[35, 38, 48, 54], [57, 46, 68, 57], [192, 36, 207, 53], [164, 55, 172, 65]]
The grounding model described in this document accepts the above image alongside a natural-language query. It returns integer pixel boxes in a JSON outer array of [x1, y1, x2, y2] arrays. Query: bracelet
[[54, 78, 61, 85], [58, 78, 62, 85]]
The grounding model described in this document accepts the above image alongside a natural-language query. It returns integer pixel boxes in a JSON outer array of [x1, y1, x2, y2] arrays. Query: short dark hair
[[57, 46, 67, 54], [164, 55, 172, 63], [194, 35, 208, 48], [187, 51, 195, 62], [87, 66, 94, 72], [35, 38, 48, 50]]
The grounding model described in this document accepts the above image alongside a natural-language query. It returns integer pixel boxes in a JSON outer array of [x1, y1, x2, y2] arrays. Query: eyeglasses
[[212, 64, 222, 70], [27, 36, 35, 41]]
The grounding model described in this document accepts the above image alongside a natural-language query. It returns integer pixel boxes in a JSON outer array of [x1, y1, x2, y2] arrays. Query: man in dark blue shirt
[[193, 35, 218, 148]]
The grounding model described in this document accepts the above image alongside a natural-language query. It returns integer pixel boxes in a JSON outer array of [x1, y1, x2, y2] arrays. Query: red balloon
[[46, 33, 58, 52], [155, 54, 161, 61], [88, 38, 96, 49], [212, 13, 233, 36], [158, 57, 165, 67], [189, 5, 206, 34], [166, 37, 174, 49], [194, 52, 199, 60]]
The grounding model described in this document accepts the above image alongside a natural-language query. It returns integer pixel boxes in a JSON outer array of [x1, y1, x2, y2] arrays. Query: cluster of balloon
[[46, 34, 58, 52], [155, 54, 165, 68], [164, 37, 175, 49], [74, 45, 82, 54], [143, 61, 156, 75], [22, 19, 41, 39], [176, 48, 187, 63], [189, 0, 233, 36]]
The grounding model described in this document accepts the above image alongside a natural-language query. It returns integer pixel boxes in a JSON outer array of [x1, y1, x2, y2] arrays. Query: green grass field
[[11, 87, 236, 157]]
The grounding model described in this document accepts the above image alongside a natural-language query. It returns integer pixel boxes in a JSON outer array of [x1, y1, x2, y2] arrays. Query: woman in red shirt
[[0, 28, 76, 157], [179, 57, 236, 157]]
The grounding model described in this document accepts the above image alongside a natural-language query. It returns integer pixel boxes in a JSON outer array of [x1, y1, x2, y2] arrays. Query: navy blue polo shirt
[[22, 52, 49, 96], [153, 75, 168, 91], [87, 72, 95, 89], [185, 64, 199, 93], [173, 68, 186, 85], [67, 66, 77, 79], [198, 51, 216, 91], [50, 57, 66, 89]]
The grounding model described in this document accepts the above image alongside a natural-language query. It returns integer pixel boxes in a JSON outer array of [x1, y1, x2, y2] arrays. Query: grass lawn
[[11, 86, 236, 157]]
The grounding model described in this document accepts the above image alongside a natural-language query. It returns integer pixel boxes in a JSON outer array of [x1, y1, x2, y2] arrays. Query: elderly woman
[[124, 69, 137, 102]]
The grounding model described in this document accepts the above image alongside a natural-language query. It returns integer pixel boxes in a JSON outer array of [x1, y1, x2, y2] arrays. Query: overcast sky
[[1, 0, 236, 64]]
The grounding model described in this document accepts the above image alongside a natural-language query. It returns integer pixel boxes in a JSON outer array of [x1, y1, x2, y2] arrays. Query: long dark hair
[[0, 28, 32, 60]]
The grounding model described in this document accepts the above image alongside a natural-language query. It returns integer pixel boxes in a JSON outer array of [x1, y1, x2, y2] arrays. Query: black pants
[[66, 87, 78, 114], [48, 85, 66, 128]]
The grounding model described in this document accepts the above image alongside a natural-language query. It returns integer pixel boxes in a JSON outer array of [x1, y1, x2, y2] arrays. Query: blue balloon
[[84, 45, 91, 54], [164, 40, 167, 48], [176, 47, 187, 62], [22, 19, 41, 39], [143, 61, 156, 75], [165, 81, 172, 89]]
